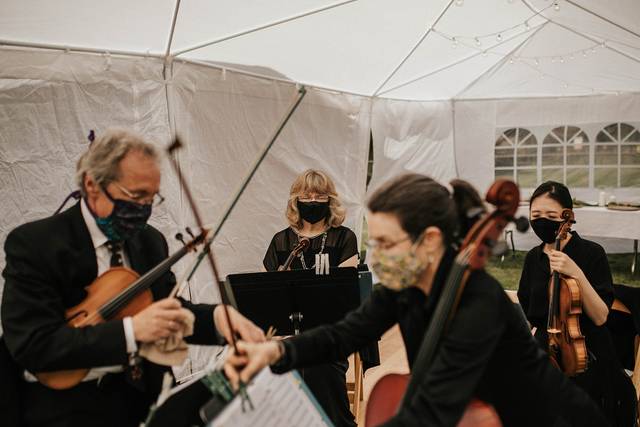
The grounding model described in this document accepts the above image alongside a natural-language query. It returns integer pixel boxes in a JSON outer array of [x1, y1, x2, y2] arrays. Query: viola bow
[[165, 86, 307, 351]]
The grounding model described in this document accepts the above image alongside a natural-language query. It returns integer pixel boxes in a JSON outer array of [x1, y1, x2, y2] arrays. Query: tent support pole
[[521, 0, 640, 65], [564, 0, 640, 42], [0, 39, 163, 59], [171, 0, 357, 57], [452, 23, 546, 99], [377, 22, 546, 97], [165, 0, 182, 60], [371, 0, 455, 97]]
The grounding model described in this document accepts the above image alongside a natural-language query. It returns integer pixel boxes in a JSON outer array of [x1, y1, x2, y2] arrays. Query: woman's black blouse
[[273, 249, 606, 427], [517, 231, 615, 343], [262, 226, 358, 271], [516, 232, 633, 426]]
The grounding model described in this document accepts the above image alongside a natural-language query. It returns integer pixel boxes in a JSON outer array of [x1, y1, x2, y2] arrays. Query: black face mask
[[91, 187, 152, 242], [530, 217, 562, 244], [297, 201, 330, 224]]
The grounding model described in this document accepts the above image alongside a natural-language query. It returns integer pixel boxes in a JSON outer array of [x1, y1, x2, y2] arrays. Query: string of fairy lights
[[421, 0, 636, 96]]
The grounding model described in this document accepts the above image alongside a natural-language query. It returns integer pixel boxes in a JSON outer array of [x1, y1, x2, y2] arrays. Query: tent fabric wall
[[0, 48, 173, 303], [454, 94, 640, 252], [455, 93, 640, 199], [368, 98, 457, 195], [166, 62, 371, 375], [167, 61, 371, 304], [0, 49, 372, 374]]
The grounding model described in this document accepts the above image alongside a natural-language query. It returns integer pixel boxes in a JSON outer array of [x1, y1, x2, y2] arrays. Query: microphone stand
[[280, 238, 310, 271]]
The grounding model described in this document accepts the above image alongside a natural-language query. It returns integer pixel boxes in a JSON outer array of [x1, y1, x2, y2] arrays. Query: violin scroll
[[556, 209, 575, 242]]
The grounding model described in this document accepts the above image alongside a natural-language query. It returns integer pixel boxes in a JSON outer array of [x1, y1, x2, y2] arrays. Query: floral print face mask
[[370, 234, 429, 291]]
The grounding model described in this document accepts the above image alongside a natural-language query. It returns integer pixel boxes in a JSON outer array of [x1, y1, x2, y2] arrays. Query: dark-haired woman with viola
[[227, 174, 607, 426], [518, 181, 636, 426]]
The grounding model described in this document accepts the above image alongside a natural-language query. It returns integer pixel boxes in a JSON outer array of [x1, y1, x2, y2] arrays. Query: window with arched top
[[595, 123, 640, 187], [542, 126, 590, 187], [494, 128, 538, 188]]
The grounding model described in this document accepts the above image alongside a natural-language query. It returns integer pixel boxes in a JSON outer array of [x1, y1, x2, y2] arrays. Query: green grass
[[486, 251, 640, 290]]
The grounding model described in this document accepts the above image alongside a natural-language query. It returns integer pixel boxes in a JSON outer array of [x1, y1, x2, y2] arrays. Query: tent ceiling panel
[[537, 0, 640, 40], [511, 21, 599, 57], [0, 0, 176, 53], [171, 0, 353, 53], [1, 1, 640, 100], [378, 16, 548, 93], [381, 30, 535, 100], [525, 0, 640, 61], [176, 0, 450, 95], [460, 23, 640, 99]]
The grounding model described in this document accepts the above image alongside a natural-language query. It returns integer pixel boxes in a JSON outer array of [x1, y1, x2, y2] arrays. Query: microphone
[[281, 238, 310, 271]]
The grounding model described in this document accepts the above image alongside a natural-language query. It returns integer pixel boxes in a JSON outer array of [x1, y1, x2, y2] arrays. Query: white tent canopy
[[2, 0, 640, 99]]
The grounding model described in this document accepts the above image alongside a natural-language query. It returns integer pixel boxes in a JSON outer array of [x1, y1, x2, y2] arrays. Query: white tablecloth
[[508, 205, 640, 253]]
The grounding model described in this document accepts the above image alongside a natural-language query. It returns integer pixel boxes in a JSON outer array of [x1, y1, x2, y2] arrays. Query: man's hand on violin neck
[[132, 298, 191, 343], [213, 305, 266, 344]]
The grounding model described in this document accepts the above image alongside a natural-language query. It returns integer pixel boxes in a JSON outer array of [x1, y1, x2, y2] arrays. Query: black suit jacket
[[1, 202, 222, 404]]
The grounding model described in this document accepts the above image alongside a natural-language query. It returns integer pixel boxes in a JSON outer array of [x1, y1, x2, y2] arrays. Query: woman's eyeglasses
[[298, 193, 330, 203]]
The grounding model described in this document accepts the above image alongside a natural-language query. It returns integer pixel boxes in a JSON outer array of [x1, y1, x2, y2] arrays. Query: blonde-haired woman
[[262, 169, 358, 427], [263, 169, 358, 271]]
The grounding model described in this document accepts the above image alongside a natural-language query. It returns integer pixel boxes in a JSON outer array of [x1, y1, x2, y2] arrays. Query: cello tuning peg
[[514, 216, 530, 233], [185, 227, 195, 239], [175, 232, 186, 246]]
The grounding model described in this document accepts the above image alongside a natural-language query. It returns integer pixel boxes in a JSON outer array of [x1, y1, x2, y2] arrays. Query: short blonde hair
[[75, 128, 158, 196], [286, 169, 346, 229]]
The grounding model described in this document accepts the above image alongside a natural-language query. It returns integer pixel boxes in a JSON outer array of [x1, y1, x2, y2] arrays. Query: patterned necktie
[[105, 241, 123, 267], [105, 240, 144, 389]]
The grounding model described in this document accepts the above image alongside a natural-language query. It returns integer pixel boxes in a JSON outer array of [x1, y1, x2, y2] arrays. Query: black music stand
[[226, 266, 380, 371], [147, 267, 379, 427], [224, 267, 361, 336]]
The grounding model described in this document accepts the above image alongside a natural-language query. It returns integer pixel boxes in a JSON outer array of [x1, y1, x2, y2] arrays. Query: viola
[[35, 231, 206, 390], [546, 209, 587, 376], [366, 179, 525, 427]]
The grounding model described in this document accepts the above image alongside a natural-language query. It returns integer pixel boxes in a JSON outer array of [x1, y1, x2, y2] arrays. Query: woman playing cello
[[227, 174, 607, 426]]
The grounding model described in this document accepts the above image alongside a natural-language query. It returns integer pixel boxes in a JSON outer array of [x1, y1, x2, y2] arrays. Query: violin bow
[[166, 85, 307, 351]]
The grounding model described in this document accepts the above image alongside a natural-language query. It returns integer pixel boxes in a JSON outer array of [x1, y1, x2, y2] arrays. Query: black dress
[[263, 225, 358, 427], [263, 225, 358, 272], [273, 248, 608, 426], [518, 231, 635, 426]]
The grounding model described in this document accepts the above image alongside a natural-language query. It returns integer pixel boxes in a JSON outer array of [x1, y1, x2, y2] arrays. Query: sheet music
[[209, 368, 333, 427]]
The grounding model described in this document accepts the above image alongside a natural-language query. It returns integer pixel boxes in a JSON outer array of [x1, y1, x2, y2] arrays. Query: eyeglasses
[[298, 193, 330, 203], [364, 235, 412, 251], [107, 182, 165, 207]]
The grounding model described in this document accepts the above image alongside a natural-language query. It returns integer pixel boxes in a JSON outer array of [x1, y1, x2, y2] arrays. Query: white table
[[507, 205, 640, 273]]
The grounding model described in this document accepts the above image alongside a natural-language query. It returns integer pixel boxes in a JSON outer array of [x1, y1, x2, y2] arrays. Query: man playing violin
[[1, 129, 265, 427]]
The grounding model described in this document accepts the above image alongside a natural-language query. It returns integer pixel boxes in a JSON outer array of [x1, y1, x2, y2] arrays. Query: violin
[[546, 209, 587, 376], [366, 179, 525, 427], [35, 231, 206, 390]]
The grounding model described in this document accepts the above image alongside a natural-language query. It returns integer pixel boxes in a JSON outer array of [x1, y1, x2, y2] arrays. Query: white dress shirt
[[24, 199, 138, 382]]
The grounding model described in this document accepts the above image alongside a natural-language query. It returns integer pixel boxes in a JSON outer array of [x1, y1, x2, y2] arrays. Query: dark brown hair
[[530, 181, 573, 209], [367, 174, 486, 245]]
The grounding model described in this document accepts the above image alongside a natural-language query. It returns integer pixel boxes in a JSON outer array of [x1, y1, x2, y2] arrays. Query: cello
[[366, 179, 525, 427], [546, 209, 587, 376]]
